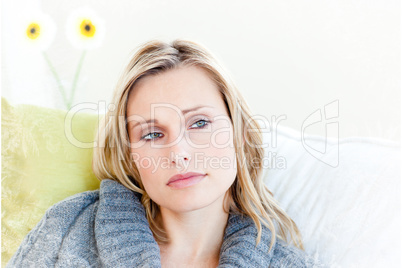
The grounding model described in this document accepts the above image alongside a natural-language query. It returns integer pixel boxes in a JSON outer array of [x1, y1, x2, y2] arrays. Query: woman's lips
[[167, 174, 206, 189], [167, 172, 206, 184]]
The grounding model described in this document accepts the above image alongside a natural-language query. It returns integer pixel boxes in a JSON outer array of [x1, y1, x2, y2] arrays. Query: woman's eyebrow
[[130, 105, 214, 129], [181, 105, 214, 115]]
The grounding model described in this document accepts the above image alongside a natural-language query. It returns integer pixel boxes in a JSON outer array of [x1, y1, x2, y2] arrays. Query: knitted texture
[[7, 179, 323, 267]]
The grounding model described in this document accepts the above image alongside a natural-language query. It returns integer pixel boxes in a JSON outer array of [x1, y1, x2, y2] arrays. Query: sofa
[[2, 97, 400, 267]]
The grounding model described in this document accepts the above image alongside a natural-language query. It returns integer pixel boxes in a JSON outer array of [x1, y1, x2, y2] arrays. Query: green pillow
[[1, 97, 101, 266]]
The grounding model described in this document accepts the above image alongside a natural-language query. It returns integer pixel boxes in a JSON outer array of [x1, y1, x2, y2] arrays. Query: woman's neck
[[157, 195, 229, 266]]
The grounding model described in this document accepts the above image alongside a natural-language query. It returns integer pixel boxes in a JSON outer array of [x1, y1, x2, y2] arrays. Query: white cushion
[[260, 123, 400, 267]]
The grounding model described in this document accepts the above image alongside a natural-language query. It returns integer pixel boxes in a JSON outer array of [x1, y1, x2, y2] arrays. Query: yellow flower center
[[26, 23, 40, 40], [80, 19, 96, 37]]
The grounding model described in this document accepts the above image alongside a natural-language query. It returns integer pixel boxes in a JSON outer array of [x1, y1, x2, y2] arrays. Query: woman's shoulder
[[45, 178, 133, 217], [6, 189, 101, 267], [40, 188, 100, 223], [42, 178, 142, 223], [221, 213, 323, 267], [270, 238, 323, 268]]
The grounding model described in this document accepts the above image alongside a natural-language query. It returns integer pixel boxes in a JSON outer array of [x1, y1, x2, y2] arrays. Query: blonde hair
[[92, 39, 304, 252]]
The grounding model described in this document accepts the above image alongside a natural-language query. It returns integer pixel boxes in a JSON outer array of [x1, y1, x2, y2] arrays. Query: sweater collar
[[94, 179, 274, 267]]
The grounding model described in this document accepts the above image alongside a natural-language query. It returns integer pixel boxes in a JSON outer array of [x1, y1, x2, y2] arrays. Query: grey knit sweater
[[7, 179, 323, 267]]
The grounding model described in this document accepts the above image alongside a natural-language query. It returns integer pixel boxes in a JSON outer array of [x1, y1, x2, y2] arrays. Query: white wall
[[2, 0, 400, 141]]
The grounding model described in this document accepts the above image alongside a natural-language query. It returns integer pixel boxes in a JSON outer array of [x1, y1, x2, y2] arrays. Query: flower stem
[[68, 50, 87, 108], [42, 51, 69, 108]]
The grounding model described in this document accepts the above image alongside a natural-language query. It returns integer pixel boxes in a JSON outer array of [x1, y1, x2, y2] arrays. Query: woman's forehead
[[127, 66, 225, 115]]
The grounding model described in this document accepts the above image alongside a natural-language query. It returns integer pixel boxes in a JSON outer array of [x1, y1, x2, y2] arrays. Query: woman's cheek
[[210, 120, 235, 153], [133, 156, 159, 196], [187, 131, 212, 148], [213, 130, 233, 149], [131, 149, 155, 176], [187, 120, 233, 149]]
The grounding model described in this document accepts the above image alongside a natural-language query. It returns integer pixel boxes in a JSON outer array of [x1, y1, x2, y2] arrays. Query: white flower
[[16, 10, 57, 51], [65, 6, 106, 50]]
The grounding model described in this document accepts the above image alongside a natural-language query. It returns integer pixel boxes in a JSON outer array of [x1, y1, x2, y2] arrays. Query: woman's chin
[[158, 197, 215, 214]]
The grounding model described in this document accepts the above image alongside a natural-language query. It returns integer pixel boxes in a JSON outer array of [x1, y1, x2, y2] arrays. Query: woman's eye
[[142, 132, 163, 141], [141, 120, 210, 141], [190, 119, 210, 129]]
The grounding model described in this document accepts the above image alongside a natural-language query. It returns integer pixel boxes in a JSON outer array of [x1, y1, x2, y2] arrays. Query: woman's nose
[[170, 152, 191, 164], [168, 138, 192, 167]]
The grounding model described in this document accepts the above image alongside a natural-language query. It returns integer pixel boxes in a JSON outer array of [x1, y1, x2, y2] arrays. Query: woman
[[7, 39, 322, 267]]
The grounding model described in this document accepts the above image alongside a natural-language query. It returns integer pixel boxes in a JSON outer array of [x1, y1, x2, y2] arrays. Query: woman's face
[[126, 65, 237, 213]]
